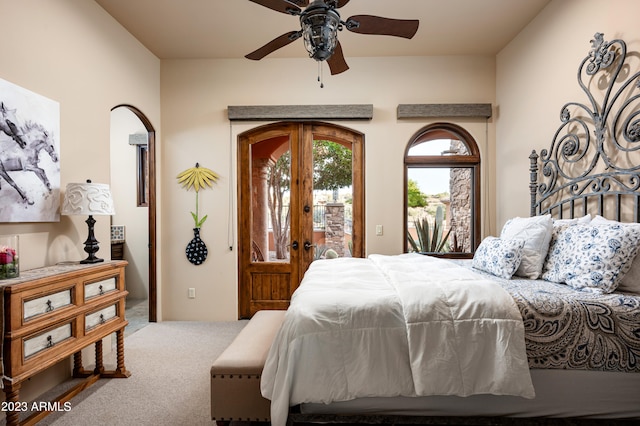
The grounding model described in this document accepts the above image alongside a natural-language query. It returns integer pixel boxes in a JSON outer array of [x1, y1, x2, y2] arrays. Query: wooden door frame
[[112, 104, 157, 322], [237, 121, 365, 319]]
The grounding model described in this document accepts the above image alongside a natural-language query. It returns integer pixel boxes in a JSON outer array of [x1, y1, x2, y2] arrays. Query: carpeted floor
[[32, 320, 247, 426]]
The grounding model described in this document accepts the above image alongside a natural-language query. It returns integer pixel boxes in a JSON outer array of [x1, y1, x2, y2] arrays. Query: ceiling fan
[[245, 0, 420, 76]]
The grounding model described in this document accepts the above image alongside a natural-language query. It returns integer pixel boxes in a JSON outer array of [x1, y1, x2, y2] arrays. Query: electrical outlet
[[188, 288, 196, 299], [376, 225, 383, 236]]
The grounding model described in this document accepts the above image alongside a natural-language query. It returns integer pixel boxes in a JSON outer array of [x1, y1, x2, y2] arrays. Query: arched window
[[404, 123, 480, 258]]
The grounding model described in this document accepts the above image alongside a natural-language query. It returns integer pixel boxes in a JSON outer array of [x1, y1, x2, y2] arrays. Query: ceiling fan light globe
[[301, 6, 340, 61]]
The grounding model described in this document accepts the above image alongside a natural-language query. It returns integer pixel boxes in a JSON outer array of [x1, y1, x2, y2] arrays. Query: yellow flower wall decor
[[176, 163, 219, 265], [176, 162, 219, 228]]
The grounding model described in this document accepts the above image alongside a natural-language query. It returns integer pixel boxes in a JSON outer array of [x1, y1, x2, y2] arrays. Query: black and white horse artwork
[[0, 121, 59, 205], [0, 102, 26, 148], [0, 78, 60, 222]]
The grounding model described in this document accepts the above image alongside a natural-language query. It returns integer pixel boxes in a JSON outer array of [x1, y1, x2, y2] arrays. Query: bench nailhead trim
[[217, 418, 269, 422], [211, 374, 261, 379]]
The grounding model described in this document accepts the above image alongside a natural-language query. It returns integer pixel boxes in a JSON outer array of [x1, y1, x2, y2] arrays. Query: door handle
[[304, 205, 311, 213], [303, 241, 312, 251], [292, 241, 299, 250]]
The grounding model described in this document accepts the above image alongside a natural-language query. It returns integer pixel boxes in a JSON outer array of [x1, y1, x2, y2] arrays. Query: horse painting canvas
[[0, 78, 60, 222]]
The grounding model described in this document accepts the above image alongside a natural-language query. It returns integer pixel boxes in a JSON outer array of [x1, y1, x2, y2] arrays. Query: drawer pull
[[99, 314, 105, 324], [46, 335, 53, 348], [45, 300, 53, 312], [99, 285, 104, 295]]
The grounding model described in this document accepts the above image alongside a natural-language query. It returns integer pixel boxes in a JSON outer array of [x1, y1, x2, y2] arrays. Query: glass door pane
[[250, 138, 291, 263], [312, 139, 353, 260]]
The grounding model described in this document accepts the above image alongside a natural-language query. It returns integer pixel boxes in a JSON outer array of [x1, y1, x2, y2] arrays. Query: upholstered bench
[[211, 310, 286, 425]]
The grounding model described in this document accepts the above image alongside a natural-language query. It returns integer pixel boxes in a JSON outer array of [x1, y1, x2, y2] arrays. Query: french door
[[238, 122, 364, 318]]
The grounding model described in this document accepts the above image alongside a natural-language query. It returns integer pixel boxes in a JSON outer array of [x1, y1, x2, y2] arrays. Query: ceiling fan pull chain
[[318, 61, 324, 88]]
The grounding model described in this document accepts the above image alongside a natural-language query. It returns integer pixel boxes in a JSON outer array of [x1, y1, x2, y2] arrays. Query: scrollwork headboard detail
[[530, 32, 640, 221]]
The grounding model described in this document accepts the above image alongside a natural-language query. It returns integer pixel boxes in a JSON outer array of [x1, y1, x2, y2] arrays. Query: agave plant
[[407, 205, 452, 253]]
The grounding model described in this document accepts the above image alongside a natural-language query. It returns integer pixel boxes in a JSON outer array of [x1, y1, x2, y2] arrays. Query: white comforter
[[261, 254, 535, 426]]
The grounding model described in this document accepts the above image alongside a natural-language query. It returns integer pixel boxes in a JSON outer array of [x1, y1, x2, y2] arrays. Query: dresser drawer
[[84, 277, 117, 301], [23, 288, 73, 321], [85, 303, 118, 331], [23, 322, 73, 358]]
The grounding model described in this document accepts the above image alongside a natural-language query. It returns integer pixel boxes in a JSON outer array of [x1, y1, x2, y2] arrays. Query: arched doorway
[[111, 104, 157, 322], [238, 121, 365, 318]]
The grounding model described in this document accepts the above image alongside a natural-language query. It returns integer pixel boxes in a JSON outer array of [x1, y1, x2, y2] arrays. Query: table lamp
[[61, 180, 115, 264]]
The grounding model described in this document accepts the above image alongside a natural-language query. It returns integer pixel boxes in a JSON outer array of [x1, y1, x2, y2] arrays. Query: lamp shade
[[61, 181, 115, 216]]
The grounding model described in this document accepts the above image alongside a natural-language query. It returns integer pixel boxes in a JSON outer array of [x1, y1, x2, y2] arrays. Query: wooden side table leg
[[72, 350, 93, 378], [115, 328, 130, 376], [101, 328, 131, 378], [94, 339, 104, 375], [3, 381, 21, 426], [73, 350, 83, 375]]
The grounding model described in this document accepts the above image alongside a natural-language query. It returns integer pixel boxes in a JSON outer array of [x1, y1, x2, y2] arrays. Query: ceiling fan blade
[[345, 15, 420, 39], [245, 31, 302, 60], [327, 41, 349, 75], [248, 0, 301, 15], [335, 0, 351, 7]]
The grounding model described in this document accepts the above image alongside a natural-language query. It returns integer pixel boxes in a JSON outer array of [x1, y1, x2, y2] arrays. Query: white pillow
[[552, 214, 592, 226], [500, 215, 553, 279], [472, 236, 525, 279], [591, 215, 640, 294], [541, 223, 640, 293]]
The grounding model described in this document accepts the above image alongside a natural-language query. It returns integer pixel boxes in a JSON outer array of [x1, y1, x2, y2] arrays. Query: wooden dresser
[[1, 260, 130, 426]]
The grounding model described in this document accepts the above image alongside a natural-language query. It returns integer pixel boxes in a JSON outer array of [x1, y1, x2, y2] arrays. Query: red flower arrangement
[[0, 245, 19, 279]]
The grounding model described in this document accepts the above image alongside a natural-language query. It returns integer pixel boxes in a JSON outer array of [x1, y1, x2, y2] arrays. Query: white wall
[[0, 0, 160, 269], [0, 0, 160, 403], [160, 55, 497, 320], [496, 0, 640, 227]]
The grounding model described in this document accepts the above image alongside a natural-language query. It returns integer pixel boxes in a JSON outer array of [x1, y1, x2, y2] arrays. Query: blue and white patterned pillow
[[541, 223, 640, 293], [472, 236, 525, 279]]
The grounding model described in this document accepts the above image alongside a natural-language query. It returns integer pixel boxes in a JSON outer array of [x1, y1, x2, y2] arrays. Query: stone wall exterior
[[449, 141, 472, 252], [325, 203, 345, 256]]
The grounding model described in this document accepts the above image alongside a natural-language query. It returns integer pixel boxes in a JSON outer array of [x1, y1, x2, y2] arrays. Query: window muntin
[[407, 138, 470, 156]]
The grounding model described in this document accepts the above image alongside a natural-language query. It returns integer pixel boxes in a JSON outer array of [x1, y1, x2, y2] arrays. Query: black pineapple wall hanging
[[176, 163, 219, 265]]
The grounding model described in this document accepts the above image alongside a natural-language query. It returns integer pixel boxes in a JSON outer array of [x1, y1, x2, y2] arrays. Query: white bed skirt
[[301, 369, 640, 419]]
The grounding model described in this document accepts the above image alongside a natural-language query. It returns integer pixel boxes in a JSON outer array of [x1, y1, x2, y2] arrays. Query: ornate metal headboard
[[530, 33, 640, 221]]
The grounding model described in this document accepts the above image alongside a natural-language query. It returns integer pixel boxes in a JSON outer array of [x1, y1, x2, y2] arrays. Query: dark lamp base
[[80, 256, 104, 264], [81, 215, 104, 264]]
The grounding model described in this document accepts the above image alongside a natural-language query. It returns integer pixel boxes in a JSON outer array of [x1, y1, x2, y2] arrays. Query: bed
[[260, 32, 640, 425]]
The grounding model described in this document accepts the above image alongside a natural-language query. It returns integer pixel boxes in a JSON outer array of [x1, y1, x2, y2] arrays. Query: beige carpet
[[36, 320, 247, 426]]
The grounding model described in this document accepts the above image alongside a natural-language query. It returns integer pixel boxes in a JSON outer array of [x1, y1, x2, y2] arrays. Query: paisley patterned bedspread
[[453, 259, 640, 372]]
